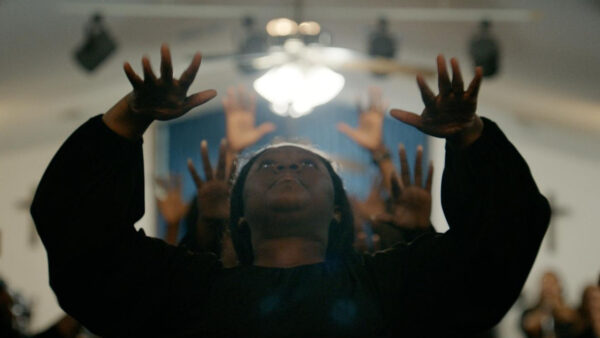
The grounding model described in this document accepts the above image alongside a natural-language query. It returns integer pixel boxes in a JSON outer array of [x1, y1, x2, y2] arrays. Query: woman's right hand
[[103, 44, 217, 139], [125, 44, 216, 121]]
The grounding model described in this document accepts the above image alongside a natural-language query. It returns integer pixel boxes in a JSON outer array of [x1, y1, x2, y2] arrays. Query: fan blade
[[341, 58, 436, 77]]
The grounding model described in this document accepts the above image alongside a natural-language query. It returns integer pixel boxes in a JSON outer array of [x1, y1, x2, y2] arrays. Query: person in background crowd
[[521, 271, 583, 338], [0, 278, 81, 338]]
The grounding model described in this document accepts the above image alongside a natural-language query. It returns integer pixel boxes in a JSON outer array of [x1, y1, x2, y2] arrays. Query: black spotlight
[[368, 17, 397, 59], [237, 16, 268, 73], [469, 20, 500, 78], [74, 13, 117, 72]]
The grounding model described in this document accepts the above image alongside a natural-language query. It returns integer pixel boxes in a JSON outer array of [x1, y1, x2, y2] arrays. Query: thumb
[[390, 109, 422, 129], [256, 122, 276, 136], [336, 122, 360, 141]]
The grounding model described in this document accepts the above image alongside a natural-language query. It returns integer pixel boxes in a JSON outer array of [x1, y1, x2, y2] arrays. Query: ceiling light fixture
[[253, 63, 345, 118], [266, 18, 298, 37]]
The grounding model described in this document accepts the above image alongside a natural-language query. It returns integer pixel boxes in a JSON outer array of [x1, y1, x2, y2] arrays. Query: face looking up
[[242, 146, 337, 242]]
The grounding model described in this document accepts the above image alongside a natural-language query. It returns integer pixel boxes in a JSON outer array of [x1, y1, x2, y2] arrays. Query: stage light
[[74, 13, 117, 72], [368, 17, 397, 59], [469, 20, 500, 77]]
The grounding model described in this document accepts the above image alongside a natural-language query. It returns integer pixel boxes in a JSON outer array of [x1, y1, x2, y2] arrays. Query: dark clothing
[[31, 116, 550, 337]]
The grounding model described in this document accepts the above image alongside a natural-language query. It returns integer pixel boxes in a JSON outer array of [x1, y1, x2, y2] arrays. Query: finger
[[222, 98, 231, 114], [183, 90, 218, 112], [187, 159, 203, 189], [172, 174, 183, 191], [437, 54, 451, 96], [123, 62, 143, 89], [179, 52, 202, 89], [390, 109, 423, 130], [368, 86, 383, 111], [416, 75, 435, 107], [160, 43, 173, 82], [248, 92, 257, 114], [142, 56, 158, 84], [200, 140, 214, 181], [216, 139, 227, 180], [398, 144, 411, 186], [155, 176, 169, 189], [256, 122, 276, 137], [390, 174, 403, 200], [226, 87, 239, 110], [450, 57, 464, 95], [336, 123, 360, 141], [425, 161, 434, 192], [238, 85, 250, 110], [414, 145, 423, 187], [465, 66, 483, 101]]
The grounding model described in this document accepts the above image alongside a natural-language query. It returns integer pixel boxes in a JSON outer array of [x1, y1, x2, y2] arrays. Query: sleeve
[[30, 115, 220, 337], [365, 117, 551, 336]]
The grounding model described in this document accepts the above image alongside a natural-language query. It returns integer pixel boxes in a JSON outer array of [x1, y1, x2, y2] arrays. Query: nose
[[275, 163, 300, 172]]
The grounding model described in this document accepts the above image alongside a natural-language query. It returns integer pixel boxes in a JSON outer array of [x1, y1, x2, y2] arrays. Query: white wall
[[0, 124, 156, 332]]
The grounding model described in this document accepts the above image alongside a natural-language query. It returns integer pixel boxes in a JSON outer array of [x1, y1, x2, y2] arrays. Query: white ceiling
[[1, 0, 599, 152]]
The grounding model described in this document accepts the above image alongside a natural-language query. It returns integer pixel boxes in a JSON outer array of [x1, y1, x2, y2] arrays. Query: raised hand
[[155, 175, 190, 245], [390, 55, 484, 147], [124, 44, 217, 121], [373, 145, 433, 230], [187, 140, 231, 221], [223, 86, 276, 154], [337, 86, 386, 152]]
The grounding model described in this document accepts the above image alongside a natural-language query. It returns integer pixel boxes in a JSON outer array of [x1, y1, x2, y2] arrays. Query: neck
[[253, 237, 326, 268]]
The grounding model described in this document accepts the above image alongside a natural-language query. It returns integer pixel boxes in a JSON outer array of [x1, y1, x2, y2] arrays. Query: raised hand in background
[[337, 87, 396, 193], [223, 86, 276, 154], [372, 145, 433, 230], [391, 55, 483, 148], [155, 175, 190, 245], [337, 86, 386, 152], [187, 139, 238, 267]]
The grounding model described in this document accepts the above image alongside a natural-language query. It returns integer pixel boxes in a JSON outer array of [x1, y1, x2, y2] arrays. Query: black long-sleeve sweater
[[31, 116, 550, 337]]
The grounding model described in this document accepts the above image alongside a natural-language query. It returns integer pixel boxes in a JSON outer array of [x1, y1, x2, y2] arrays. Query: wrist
[[447, 115, 484, 149], [102, 93, 153, 140], [370, 144, 391, 165]]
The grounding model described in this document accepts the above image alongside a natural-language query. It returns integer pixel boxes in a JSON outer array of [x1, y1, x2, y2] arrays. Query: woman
[[31, 44, 550, 337]]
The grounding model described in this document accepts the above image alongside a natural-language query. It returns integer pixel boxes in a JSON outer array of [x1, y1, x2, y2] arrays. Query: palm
[[390, 186, 432, 229], [223, 86, 275, 153], [188, 139, 232, 221], [374, 145, 433, 230], [124, 44, 216, 121], [391, 55, 483, 140], [156, 176, 189, 225], [337, 87, 386, 152]]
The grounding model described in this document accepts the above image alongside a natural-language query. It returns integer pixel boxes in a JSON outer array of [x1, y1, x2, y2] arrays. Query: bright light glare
[[253, 63, 345, 118], [266, 18, 298, 37], [298, 21, 321, 35]]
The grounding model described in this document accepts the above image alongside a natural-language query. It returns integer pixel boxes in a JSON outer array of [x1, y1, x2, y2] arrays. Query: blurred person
[[0, 279, 81, 338], [577, 282, 600, 338], [521, 271, 582, 338], [30, 45, 550, 337]]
